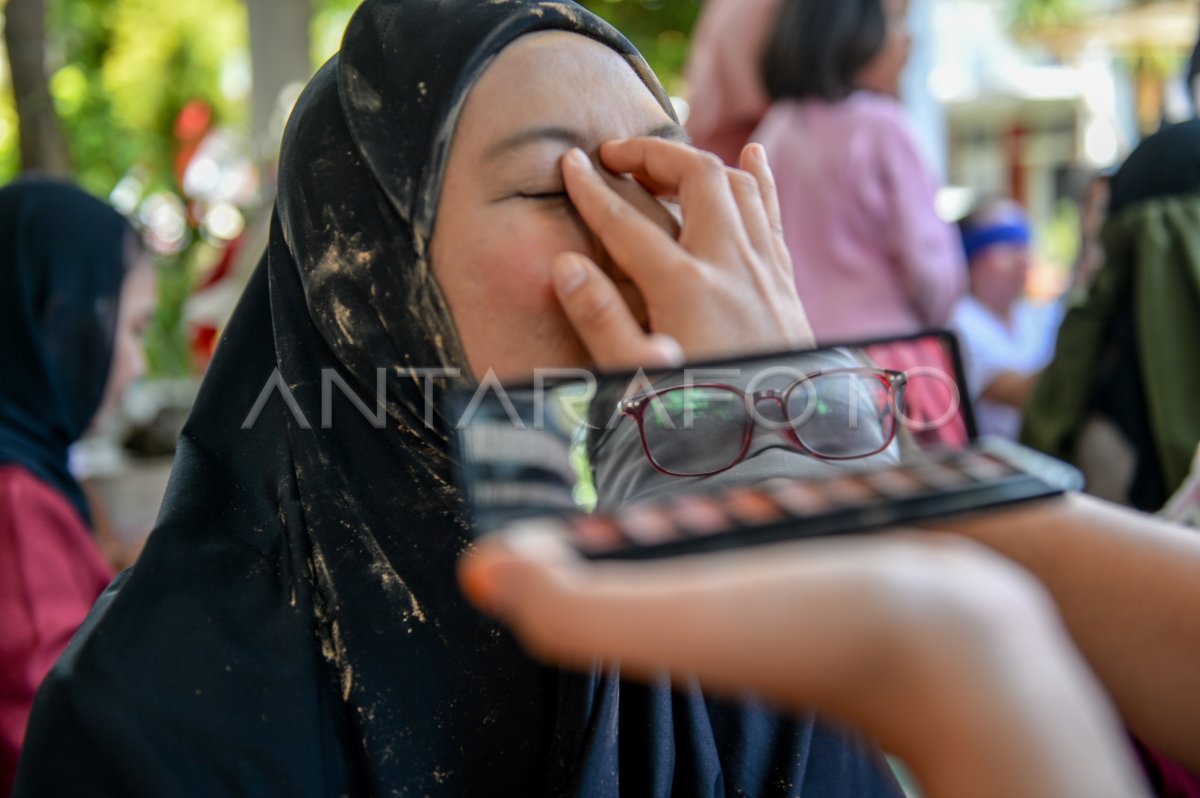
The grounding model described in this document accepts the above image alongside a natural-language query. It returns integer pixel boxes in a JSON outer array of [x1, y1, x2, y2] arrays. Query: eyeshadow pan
[[865, 468, 925, 498], [956, 452, 1018, 482], [615, 504, 679, 545], [569, 514, 626, 552], [822, 476, 878, 506], [723, 488, 786, 525], [671, 495, 732, 536], [764, 478, 830, 516], [908, 461, 970, 489]]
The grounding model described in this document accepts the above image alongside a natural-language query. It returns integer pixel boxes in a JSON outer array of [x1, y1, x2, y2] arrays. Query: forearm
[[924, 492, 1200, 770], [891, 592, 1145, 798], [466, 532, 1146, 798], [980, 369, 1039, 409]]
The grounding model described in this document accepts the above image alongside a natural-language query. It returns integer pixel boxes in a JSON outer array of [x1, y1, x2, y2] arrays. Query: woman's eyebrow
[[486, 126, 586, 161], [647, 123, 691, 145], [486, 122, 690, 161]]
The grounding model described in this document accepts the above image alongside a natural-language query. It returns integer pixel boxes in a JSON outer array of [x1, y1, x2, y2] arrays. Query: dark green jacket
[[1022, 193, 1200, 501]]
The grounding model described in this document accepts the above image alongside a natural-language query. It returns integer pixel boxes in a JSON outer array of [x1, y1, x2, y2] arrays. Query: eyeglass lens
[[641, 373, 905, 475]]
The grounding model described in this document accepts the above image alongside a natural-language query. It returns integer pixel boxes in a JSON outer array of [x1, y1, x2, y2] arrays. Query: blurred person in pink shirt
[[684, 0, 778, 166], [753, 0, 964, 342]]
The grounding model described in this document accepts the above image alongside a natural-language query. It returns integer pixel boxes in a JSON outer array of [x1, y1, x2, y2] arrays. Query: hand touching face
[[431, 31, 684, 381], [432, 30, 813, 381]]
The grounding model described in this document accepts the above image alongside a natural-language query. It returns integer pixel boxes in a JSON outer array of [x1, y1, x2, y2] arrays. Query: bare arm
[[923, 492, 1200, 771], [460, 531, 1146, 798], [979, 369, 1040, 408]]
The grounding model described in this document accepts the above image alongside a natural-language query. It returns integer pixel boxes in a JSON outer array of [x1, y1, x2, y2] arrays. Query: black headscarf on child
[[0, 179, 132, 525], [16, 2, 896, 795]]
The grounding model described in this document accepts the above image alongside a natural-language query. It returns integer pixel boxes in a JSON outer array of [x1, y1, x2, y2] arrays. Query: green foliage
[[143, 244, 210, 376], [28, 0, 251, 377], [44, 0, 249, 197], [313, 0, 360, 67], [306, 0, 704, 91], [1037, 197, 1079, 272], [1010, 0, 1083, 32], [577, 0, 702, 94]]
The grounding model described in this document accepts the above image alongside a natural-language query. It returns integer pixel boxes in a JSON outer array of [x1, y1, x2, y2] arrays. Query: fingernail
[[462, 523, 572, 612], [753, 144, 772, 170], [553, 255, 587, 295], [460, 558, 506, 612], [565, 148, 592, 170], [649, 333, 685, 367]]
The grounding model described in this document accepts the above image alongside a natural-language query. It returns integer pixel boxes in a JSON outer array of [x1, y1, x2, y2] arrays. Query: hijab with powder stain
[[0, 179, 132, 524], [16, 2, 897, 795]]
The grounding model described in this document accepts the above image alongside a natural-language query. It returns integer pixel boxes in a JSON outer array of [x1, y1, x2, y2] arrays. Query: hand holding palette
[[447, 332, 1082, 560]]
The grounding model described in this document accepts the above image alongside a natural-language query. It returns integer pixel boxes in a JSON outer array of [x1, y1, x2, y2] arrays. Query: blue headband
[[961, 220, 1031, 263]]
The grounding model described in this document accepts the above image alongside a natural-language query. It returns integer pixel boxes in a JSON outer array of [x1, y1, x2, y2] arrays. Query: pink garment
[[684, 0, 778, 165], [754, 93, 966, 342], [0, 464, 112, 794]]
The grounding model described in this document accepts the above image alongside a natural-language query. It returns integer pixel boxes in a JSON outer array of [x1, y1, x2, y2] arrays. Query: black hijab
[[16, 2, 896, 795], [0, 179, 132, 524]]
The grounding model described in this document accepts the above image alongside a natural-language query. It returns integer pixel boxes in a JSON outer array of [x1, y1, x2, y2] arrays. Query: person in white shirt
[[950, 199, 1063, 439]]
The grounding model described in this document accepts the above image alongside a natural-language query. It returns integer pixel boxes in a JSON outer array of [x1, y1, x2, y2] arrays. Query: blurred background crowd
[[0, 0, 1194, 579], [2, 0, 1200, 793]]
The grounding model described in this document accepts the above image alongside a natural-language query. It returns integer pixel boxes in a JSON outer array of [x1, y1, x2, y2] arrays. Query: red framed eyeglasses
[[617, 367, 908, 477]]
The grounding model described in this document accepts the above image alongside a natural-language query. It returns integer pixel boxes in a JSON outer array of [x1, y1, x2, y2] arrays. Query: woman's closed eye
[[517, 189, 569, 202]]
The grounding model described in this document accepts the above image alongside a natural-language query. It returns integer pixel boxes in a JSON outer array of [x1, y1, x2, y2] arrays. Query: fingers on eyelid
[[603, 171, 682, 240], [599, 138, 734, 214], [563, 155, 684, 287]]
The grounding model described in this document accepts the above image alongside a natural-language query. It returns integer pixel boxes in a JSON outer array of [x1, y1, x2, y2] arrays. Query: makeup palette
[[447, 331, 1084, 560], [538, 437, 1081, 560]]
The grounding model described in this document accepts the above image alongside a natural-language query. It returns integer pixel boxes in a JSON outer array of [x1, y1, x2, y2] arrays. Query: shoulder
[[842, 94, 927, 166], [0, 464, 87, 537], [844, 93, 913, 132], [756, 100, 808, 132]]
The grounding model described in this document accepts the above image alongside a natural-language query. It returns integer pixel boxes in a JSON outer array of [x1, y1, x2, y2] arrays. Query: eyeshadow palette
[[447, 331, 1082, 560], [531, 437, 1082, 560]]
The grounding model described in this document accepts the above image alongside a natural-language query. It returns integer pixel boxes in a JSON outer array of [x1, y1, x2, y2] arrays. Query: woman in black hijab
[[0, 179, 153, 794], [15, 2, 897, 795]]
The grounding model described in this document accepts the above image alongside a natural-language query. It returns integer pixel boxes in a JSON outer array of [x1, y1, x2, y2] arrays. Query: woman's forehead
[[456, 31, 677, 152]]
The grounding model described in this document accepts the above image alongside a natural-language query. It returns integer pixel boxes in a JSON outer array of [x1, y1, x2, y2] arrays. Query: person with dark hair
[[950, 198, 1063, 439], [1022, 118, 1200, 512], [13, 2, 899, 795], [754, 0, 963, 343], [0, 179, 156, 794]]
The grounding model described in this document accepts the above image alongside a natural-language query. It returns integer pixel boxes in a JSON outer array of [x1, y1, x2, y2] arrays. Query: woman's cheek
[[495, 221, 589, 308]]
